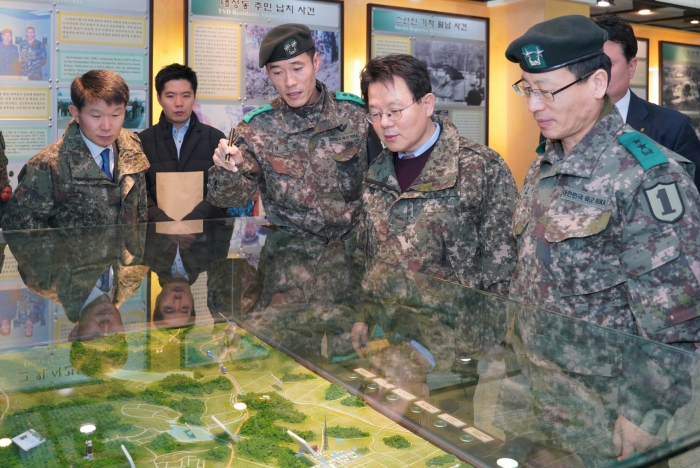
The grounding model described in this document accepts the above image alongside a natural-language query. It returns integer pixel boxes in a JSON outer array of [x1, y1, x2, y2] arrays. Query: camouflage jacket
[[509, 104, 700, 351], [19, 40, 46, 80], [2, 119, 150, 231], [207, 81, 368, 242], [495, 298, 697, 466], [5, 224, 148, 322], [357, 115, 518, 295]]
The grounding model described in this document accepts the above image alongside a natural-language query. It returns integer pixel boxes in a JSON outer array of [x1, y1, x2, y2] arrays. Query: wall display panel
[[630, 38, 649, 101], [660, 41, 700, 139], [0, 0, 151, 189], [368, 5, 488, 145], [187, 0, 342, 131]]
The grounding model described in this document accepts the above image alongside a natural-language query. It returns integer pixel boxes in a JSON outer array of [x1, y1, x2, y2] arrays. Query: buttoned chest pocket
[[264, 150, 309, 201], [545, 209, 625, 297], [621, 228, 700, 335]]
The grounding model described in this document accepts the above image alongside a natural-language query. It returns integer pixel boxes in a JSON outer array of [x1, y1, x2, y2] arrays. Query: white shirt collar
[[81, 266, 114, 312], [614, 88, 632, 122], [398, 122, 440, 159], [79, 129, 114, 174]]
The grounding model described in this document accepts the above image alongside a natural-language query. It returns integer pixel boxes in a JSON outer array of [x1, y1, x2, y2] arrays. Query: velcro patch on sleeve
[[243, 104, 273, 123], [618, 131, 668, 171], [334, 92, 365, 106]]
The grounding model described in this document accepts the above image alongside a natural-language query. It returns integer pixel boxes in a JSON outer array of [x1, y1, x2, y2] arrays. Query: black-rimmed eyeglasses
[[365, 99, 420, 124], [512, 71, 595, 102]]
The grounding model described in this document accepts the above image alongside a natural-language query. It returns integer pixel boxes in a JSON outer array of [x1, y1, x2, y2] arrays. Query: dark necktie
[[100, 148, 112, 180], [99, 268, 111, 293]]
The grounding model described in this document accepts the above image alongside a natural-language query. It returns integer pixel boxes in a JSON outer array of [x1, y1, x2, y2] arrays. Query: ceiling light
[[692, 19, 700, 24], [639, 9, 652, 14], [597, 0, 611, 6]]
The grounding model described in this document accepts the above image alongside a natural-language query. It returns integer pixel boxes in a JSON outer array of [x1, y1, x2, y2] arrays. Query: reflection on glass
[[0, 219, 697, 467]]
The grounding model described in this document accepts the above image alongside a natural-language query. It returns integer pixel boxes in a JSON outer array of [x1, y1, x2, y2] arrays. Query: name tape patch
[[561, 187, 608, 209]]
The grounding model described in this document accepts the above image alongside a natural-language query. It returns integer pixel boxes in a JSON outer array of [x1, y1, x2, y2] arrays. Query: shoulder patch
[[535, 140, 546, 155], [618, 131, 668, 171], [334, 91, 365, 106], [243, 104, 273, 123]]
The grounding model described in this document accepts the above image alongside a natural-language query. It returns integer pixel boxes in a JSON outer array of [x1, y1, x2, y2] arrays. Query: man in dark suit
[[139, 63, 227, 221], [595, 14, 700, 189]]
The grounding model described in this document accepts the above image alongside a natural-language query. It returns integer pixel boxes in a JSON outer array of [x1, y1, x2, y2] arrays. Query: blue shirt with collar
[[398, 122, 440, 159], [80, 129, 114, 175], [172, 120, 190, 158]]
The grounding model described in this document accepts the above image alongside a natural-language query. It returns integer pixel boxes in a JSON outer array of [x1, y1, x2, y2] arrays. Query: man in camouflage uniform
[[2, 70, 149, 230], [357, 54, 517, 293], [5, 223, 148, 341], [506, 15, 700, 461], [208, 24, 368, 244], [19, 26, 46, 81], [0, 29, 19, 76]]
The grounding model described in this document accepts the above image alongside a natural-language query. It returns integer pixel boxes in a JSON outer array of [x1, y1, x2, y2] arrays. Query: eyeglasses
[[365, 99, 420, 124], [512, 71, 595, 102]]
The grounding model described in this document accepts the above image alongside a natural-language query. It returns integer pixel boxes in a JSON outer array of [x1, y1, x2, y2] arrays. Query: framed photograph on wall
[[630, 38, 648, 101], [660, 41, 700, 136], [367, 5, 488, 144], [0, 0, 152, 190]]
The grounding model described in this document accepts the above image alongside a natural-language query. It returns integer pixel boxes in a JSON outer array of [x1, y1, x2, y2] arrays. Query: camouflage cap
[[259, 23, 314, 68], [505, 15, 608, 73]]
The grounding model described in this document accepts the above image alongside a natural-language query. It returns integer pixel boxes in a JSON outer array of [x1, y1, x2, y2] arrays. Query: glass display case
[[0, 218, 699, 468]]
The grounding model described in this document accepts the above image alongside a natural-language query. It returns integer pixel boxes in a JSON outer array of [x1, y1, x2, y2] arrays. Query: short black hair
[[360, 54, 432, 106], [155, 63, 198, 97], [594, 14, 638, 63], [567, 53, 612, 85], [71, 70, 129, 111]]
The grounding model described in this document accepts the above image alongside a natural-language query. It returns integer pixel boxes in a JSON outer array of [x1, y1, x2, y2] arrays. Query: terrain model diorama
[[0, 322, 471, 467]]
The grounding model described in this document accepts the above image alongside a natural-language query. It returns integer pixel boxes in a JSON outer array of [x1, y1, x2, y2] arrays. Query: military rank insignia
[[521, 45, 546, 69], [643, 182, 685, 223], [283, 39, 298, 57]]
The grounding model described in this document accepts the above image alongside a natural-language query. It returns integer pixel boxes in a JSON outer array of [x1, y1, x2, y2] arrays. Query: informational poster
[[0, 1, 151, 190], [1, 126, 51, 159], [0, 87, 50, 119], [630, 38, 648, 101], [57, 50, 148, 84], [369, 5, 488, 144], [190, 21, 241, 100], [57, 12, 147, 47], [660, 42, 700, 138], [188, 0, 342, 134]]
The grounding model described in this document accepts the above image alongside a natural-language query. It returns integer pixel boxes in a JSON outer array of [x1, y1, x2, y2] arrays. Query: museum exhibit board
[[631, 38, 649, 102], [368, 5, 488, 145], [0, 218, 699, 466], [660, 41, 700, 138], [186, 0, 342, 136], [0, 0, 151, 189]]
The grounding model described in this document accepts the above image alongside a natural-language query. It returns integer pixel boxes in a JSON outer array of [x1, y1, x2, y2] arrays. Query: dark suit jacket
[[144, 219, 234, 286], [627, 90, 700, 189], [139, 112, 226, 221]]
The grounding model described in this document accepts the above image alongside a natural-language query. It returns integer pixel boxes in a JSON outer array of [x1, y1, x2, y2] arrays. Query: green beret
[[505, 15, 608, 73], [259, 23, 314, 68]]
